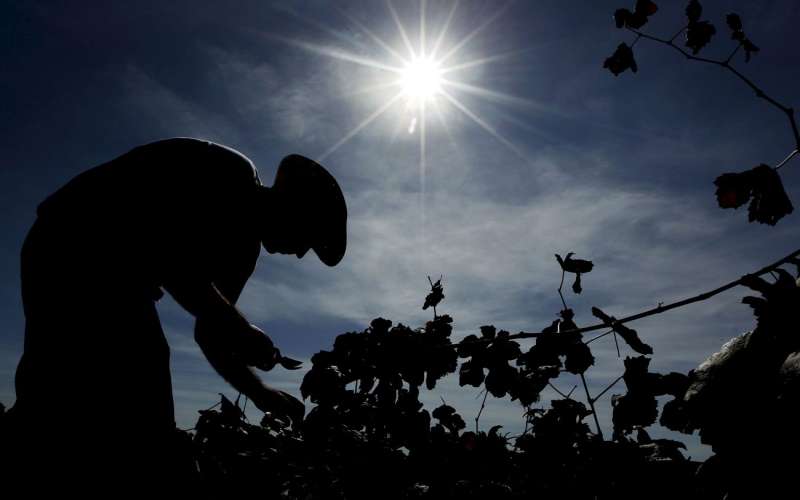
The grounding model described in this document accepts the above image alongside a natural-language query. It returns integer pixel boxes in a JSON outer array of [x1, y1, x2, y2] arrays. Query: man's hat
[[273, 154, 347, 266]]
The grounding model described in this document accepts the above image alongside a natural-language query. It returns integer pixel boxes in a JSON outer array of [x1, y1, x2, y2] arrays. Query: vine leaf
[[714, 164, 793, 225], [556, 253, 594, 295], [613, 1, 658, 30], [685, 20, 716, 55], [685, 0, 702, 23], [684, 2, 716, 55], [604, 43, 638, 76], [726, 12, 759, 62], [423, 276, 445, 311], [592, 307, 653, 355]]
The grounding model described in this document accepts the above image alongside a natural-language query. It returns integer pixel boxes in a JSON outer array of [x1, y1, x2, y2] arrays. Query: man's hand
[[228, 322, 303, 372], [195, 309, 305, 425], [252, 387, 306, 425]]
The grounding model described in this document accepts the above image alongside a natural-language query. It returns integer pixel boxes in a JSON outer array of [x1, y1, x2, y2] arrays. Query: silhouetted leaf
[[614, 8, 632, 29], [432, 404, 466, 433], [370, 317, 392, 335], [714, 164, 793, 225], [556, 253, 594, 274], [220, 394, 245, 425], [572, 273, 583, 294], [685, 0, 702, 23], [685, 20, 716, 55], [741, 38, 760, 62], [614, 1, 658, 29], [423, 277, 445, 311], [564, 342, 594, 374], [636, 0, 658, 16], [459, 359, 485, 387], [724, 13, 759, 62], [604, 43, 638, 76], [486, 363, 517, 398], [278, 355, 303, 370], [612, 392, 658, 436], [592, 307, 653, 355], [660, 398, 691, 432], [726, 13, 742, 31]]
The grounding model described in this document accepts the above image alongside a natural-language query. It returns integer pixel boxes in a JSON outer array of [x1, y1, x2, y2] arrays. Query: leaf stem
[[591, 375, 625, 404], [475, 389, 489, 433], [725, 42, 743, 64], [669, 26, 687, 43], [580, 373, 603, 440], [584, 329, 614, 345], [775, 149, 799, 171], [548, 381, 571, 399], [558, 269, 568, 310]]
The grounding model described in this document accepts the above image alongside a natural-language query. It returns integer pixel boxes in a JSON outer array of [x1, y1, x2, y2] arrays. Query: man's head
[[260, 154, 347, 266]]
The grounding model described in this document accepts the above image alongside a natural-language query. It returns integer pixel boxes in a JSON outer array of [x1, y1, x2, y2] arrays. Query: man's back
[[35, 138, 263, 289], [6, 139, 265, 486]]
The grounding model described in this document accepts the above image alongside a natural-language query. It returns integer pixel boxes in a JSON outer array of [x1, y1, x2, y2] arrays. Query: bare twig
[[775, 149, 799, 171], [475, 389, 490, 433], [580, 373, 603, 440], [724, 42, 743, 64], [612, 332, 621, 358], [557, 269, 568, 310], [668, 26, 687, 43], [548, 382, 570, 399], [592, 375, 625, 404], [565, 385, 578, 399], [585, 329, 614, 345]]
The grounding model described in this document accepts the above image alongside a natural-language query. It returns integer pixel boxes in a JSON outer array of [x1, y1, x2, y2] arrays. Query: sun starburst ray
[[438, 1, 514, 65], [338, 81, 403, 100], [276, 36, 402, 74], [439, 89, 527, 160], [420, 99, 428, 243], [420, 0, 426, 56], [439, 51, 519, 75], [339, 9, 408, 64], [440, 78, 539, 109], [387, 0, 417, 60], [430, 0, 459, 60], [319, 92, 405, 161], [430, 99, 457, 151]]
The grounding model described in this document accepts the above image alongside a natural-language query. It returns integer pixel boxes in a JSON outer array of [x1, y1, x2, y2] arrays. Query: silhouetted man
[[4, 138, 347, 487]]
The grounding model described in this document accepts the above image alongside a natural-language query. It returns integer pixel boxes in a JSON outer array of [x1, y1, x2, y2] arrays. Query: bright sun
[[297, 1, 523, 164], [401, 56, 443, 100]]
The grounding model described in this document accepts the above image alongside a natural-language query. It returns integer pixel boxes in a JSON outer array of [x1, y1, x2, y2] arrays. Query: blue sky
[[2, 0, 800, 459]]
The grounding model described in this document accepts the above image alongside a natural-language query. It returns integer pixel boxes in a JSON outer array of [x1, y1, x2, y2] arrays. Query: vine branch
[[475, 389, 489, 433], [580, 372, 603, 440], [509, 247, 800, 342], [625, 26, 800, 165], [557, 268, 568, 310]]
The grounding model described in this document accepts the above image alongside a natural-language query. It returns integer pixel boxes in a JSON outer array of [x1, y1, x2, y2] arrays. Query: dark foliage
[[604, 43, 638, 76], [714, 164, 793, 225], [592, 307, 653, 355], [613, 1, 658, 30], [606, 1, 794, 225]]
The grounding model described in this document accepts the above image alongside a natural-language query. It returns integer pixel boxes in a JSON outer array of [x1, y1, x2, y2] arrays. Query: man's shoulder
[[130, 137, 261, 185]]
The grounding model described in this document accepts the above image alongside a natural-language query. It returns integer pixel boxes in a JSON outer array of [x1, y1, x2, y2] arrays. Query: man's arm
[[162, 249, 303, 421]]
